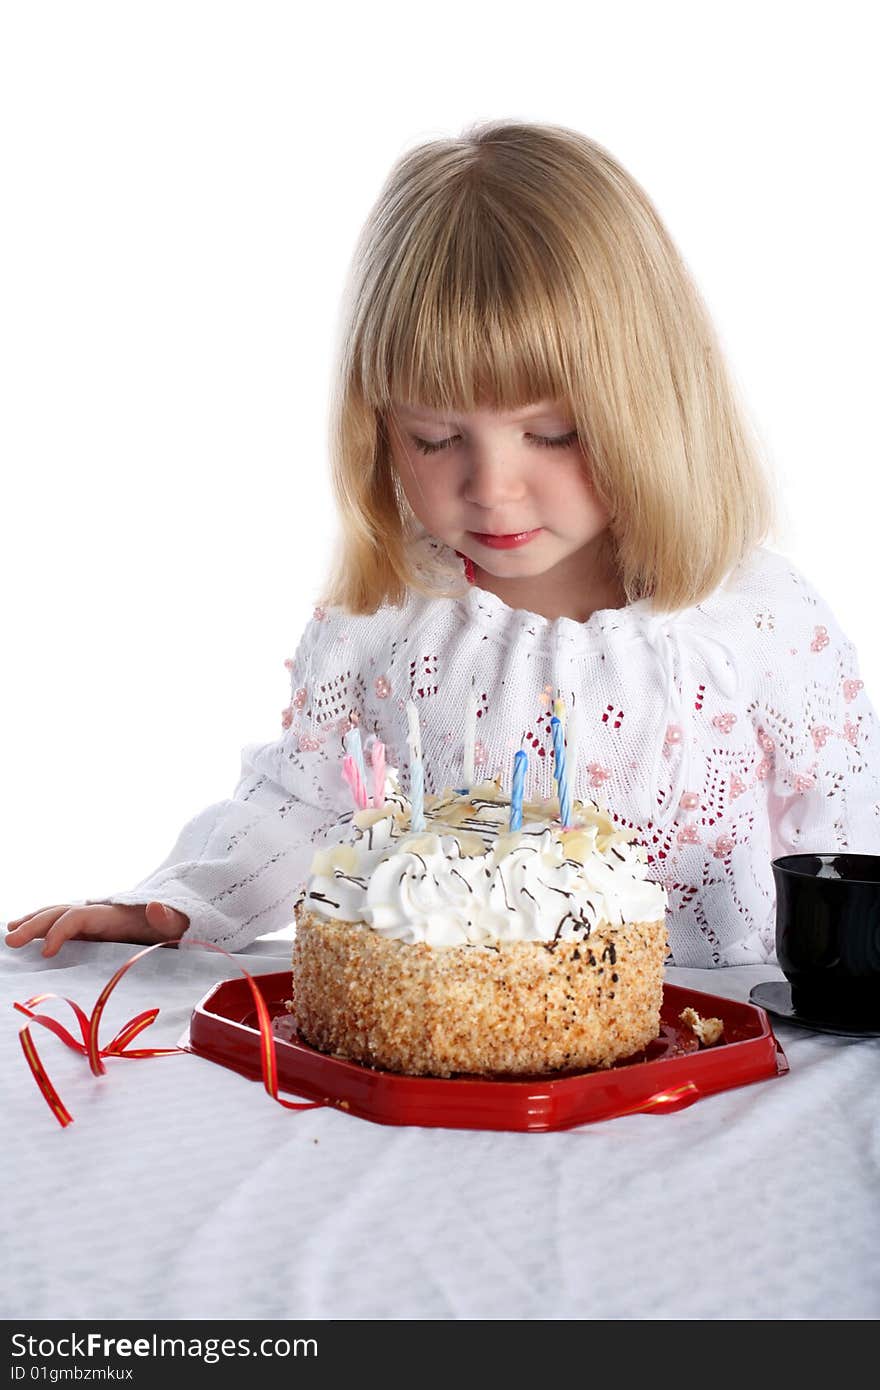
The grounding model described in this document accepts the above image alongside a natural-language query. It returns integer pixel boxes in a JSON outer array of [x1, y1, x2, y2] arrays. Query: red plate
[[181, 972, 788, 1132]]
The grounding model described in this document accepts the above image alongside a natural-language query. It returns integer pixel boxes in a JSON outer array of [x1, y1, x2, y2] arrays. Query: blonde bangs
[[322, 120, 777, 615]]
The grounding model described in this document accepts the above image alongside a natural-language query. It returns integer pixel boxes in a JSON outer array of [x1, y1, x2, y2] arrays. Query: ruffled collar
[[413, 534, 660, 655], [461, 578, 660, 654]]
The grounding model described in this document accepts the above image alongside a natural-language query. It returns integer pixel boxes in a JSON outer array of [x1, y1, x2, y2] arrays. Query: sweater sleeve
[[83, 607, 355, 952], [756, 566, 880, 859]]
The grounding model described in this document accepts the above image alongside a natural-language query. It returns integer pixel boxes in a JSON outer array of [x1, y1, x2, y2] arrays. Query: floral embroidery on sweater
[[107, 539, 876, 963], [281, 544, 878, 966]]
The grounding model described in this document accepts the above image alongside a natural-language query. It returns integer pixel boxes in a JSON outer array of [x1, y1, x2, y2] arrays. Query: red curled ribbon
[[14, 937, 325, 1128]]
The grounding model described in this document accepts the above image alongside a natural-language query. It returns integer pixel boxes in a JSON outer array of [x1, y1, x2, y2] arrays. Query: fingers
[[39, 904, 158, 956], [4, 901, 190, 956], [145, 901, 189, 940], [40, 908, 99, 958], [6, 906, 70, 932], [4, 904, 145, 956], [5, 907, 71, 949]]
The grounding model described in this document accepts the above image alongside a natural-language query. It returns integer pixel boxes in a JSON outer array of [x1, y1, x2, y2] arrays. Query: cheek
[[397, 457, 456, 521], [408, 458, 455, 503], [538, 464, 608, 523]]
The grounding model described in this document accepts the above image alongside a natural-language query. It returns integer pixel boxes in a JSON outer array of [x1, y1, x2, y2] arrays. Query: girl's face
[[388, 400, 612, 583]]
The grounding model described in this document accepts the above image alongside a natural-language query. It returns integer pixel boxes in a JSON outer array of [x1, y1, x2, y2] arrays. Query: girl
[[7, 120, 880, 967]]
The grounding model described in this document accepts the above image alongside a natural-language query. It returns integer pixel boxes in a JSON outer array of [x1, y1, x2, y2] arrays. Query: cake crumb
[[679, 1007, 724, 1046]]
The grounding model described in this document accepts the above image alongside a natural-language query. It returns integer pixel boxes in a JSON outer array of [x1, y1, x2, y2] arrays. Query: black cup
[[772, 854, 880, 1022]]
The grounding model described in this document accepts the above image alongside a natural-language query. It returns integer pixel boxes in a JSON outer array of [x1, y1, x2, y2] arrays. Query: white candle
[[566, 705, 578, 803], [344, 725, 368, 791], [463, 683, 479, 789], [406, 700, 422, 762], [370, 739, 386, 810], [406, 699, 425, 832]]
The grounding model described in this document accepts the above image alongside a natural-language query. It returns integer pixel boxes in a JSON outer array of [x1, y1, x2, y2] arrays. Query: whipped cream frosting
[[301, 771, 667, 948]]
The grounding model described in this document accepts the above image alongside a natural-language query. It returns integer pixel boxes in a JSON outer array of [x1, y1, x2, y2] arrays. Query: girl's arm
[[77, 737, 345, 952], [77, 610, 352, 952], [8, 611, 356, 956]]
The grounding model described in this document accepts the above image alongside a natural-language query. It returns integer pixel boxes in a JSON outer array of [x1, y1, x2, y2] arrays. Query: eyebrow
[[395, 402, 568, 423]]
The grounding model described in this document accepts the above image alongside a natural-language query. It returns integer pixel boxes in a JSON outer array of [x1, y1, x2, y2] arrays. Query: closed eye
[[411, 431, 579, 456]]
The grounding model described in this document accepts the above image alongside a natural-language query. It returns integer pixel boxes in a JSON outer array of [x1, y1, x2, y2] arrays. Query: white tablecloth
[[2, 934, 878, 1321]]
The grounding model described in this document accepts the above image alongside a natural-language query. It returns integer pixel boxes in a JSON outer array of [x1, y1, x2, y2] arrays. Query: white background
[[1, 0, 877, 920]]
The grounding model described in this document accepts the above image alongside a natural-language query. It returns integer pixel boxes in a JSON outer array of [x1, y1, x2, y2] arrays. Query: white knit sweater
[[86, 535, 880, 966]]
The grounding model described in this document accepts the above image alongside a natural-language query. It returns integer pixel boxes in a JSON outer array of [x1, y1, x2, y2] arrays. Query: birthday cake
[[287, 772, 669, 1078]]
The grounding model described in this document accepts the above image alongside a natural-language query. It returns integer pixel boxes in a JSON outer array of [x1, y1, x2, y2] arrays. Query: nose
[[461, 448, 527, 510]]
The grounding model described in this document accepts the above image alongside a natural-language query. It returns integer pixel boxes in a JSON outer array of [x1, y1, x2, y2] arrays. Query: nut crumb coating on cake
[[289, 903, 669, 1077]]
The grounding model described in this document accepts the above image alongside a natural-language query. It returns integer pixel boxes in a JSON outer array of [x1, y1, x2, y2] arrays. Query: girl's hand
[[4, 901, 189, 957]]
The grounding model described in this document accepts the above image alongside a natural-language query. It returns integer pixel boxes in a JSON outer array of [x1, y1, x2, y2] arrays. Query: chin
[[460, 538, 568, 574], [475, 553, 551, 576]]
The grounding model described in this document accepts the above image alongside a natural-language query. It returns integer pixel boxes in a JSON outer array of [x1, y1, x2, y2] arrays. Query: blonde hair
[[323, 119, 777, 614]]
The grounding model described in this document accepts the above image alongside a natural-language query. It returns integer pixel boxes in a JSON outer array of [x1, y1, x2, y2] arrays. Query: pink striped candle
[[342, 753, 369, 810], [371, 740, 386, 809]]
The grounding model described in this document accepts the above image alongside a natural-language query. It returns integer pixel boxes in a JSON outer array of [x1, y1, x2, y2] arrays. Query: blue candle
[[509, 749, 528, 832], [550, 715, 571, 827]]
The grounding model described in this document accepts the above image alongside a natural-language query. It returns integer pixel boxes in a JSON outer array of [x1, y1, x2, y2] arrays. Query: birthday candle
[[462, 682, 479, 789], [550, 715, 571, 827], [341, 753, 369, 810], [406, 700, 425, 832], [553, 695, 566, 725], [566, 704, 578, 803], [345, 724, 368, 791], [509, 748, 528, 832], [371, 739, 386, 810]]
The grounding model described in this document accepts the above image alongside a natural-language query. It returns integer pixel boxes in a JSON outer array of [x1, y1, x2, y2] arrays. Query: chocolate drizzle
[[308, 891, 341, 909], [551, 906, 592, 946], [307, 781, 660, 946], [539, 881, 571, 899], [497, 873, 514, 913]]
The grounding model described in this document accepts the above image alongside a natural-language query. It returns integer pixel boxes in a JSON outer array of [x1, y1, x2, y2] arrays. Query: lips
[[469, 529, 543, 550]]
